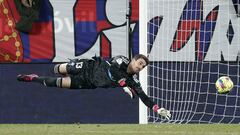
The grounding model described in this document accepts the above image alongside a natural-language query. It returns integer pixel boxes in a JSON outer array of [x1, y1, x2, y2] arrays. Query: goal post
[[139, 0, 148, 124], [139, 0, 240, 124]]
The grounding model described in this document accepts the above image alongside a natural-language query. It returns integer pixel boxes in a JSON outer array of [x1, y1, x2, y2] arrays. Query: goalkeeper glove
[[123, 87, 135, 99], [153, 105, 171, 120], [119, 78, 135, 99]]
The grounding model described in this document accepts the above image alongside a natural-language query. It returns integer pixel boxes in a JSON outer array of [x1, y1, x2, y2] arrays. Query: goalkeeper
[[17, 54, 171, 120]]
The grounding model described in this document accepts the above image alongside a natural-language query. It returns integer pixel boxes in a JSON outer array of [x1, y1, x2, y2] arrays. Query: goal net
[[139, 0, 240, 124]]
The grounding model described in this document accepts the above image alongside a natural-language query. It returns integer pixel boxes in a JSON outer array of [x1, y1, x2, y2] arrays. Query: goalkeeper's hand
[[157, 108, 171, 120], [119, 78, 136, 99], [123, 87, 135, 99], [153, 105, 171, 120]]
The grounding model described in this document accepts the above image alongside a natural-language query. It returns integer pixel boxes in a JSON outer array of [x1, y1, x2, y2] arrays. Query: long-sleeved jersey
[[67, 55, 156, 109], [108, 55, 155, 109]]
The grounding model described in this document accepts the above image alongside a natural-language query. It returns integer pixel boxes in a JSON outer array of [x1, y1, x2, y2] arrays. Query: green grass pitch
[[0, 124, 239, 135]]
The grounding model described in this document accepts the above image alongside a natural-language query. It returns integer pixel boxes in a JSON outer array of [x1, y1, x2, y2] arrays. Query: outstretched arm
[[118, 77, 171, 120], [137, 90, 171, 120]]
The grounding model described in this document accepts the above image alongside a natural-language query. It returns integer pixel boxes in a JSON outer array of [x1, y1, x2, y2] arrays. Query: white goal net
[[139, 0, 240, 124]]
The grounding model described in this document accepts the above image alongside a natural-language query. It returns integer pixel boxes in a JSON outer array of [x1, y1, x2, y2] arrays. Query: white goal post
[[139, 0, 240, 124], [139, 0, 148, 124]]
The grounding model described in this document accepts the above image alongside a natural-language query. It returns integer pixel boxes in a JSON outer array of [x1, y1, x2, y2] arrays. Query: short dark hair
[[133, 54, 149, 65]]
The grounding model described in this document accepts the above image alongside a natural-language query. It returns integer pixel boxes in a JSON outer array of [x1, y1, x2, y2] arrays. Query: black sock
[[32, 77, 60, 87]]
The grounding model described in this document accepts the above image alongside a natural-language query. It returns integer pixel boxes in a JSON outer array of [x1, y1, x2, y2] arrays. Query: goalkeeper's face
[[128, 58, 147, 74]]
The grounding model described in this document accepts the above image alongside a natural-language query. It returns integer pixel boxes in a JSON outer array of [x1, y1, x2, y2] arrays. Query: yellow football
[[215, 76, 234, 94]]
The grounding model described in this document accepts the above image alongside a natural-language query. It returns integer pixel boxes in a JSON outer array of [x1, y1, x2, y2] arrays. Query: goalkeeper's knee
[[54, 63, 68, 74], [44, 77, 71, 88]]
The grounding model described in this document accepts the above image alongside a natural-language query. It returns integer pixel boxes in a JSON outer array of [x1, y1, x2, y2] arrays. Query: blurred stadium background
[[0, 0, 240, 134]]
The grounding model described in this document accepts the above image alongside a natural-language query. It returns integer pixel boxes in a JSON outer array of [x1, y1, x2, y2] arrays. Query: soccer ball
[[215, 76, 234, 94]]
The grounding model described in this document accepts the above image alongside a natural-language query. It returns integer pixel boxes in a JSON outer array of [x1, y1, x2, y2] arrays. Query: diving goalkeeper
[[17, 54, 171, 120]]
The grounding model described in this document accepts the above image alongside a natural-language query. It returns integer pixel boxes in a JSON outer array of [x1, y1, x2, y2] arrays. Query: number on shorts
[[76, 62, 83, 69]]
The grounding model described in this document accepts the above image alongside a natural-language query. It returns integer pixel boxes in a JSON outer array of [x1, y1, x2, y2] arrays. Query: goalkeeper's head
[[127, 54, 149, 74]]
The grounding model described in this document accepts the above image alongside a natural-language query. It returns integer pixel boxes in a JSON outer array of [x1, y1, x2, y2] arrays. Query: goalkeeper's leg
[[17, 74, 71, 88], [54, 59, 86, 75], [54, 63, 68, 75]]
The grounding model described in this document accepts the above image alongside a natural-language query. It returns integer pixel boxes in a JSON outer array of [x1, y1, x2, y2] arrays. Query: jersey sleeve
[[137, 90, 155, 109], [127, 75, 156, 109]]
